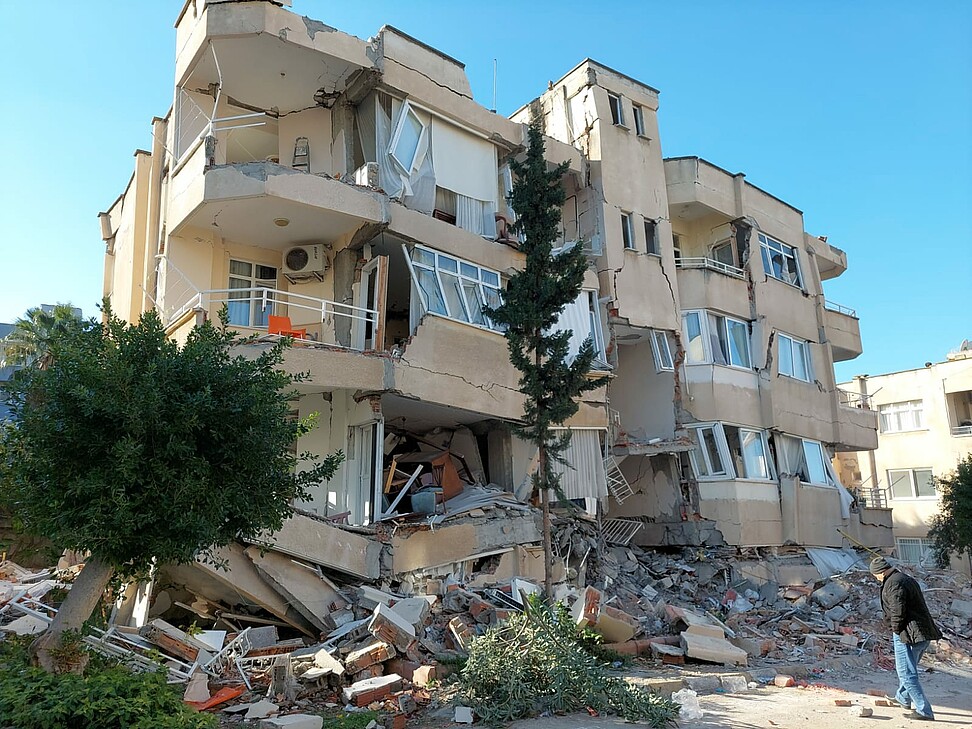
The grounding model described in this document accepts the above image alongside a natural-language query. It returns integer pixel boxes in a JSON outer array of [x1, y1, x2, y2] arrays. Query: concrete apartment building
[[837, 346, 972, 573], [97, 0, 889, 556]]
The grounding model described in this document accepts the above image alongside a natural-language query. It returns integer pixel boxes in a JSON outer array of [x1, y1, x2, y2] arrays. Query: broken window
[[388, 101, 427, 173], [878, 400, 924, 433], [688, 423, 774, 481], [776, 434, 831, 486], [406, 246, 502, 331], [758, 233, 803, 288], [633, 104, 647, 136], [682, 310, 752, 369], [644, 218, 659, 255], [687, 424, 728, 479], [650, 329, 675, 371], [723, 426, 774, 480], [682, 311, 706, 364], [608, 92, 625, 127], [777, 333, 813, 382], [227, 259, 277, 328], [621, 212, 635, 249], [712, 239, 736, 267], [888, 468, 935, 500]]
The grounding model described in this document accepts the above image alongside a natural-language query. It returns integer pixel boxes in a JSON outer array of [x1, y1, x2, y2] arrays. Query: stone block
[[454, 706, 474, 724], [811, 581, 849, 610], [244, 700, 279, 719], [774, 675, 795, 688], [685, 623, 725, 640], [950, 599, 972, 619], [342, 674, 403, 706], [412, 664, 437, 687]]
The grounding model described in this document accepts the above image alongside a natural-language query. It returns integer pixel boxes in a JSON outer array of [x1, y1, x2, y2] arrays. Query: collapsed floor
[[1, 490, 970, 727]]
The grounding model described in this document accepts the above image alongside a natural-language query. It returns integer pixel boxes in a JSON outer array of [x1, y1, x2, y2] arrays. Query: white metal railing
[[824, 300, 858, 318], [675, 256, 745, 279], [837, 387, 872, 409], [952, 425, 972, 437], [165, 286, 378, 352], [856, 487, 889, 509]]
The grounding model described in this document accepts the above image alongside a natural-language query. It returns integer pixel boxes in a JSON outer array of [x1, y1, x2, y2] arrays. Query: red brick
[[834, 699, 852, 706], [774, 675, 795, 688]]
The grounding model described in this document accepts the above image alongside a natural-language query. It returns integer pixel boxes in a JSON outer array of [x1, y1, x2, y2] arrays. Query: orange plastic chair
[[267, 315, 307, 339]]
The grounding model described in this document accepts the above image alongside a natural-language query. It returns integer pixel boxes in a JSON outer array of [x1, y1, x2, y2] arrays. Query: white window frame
[[680, 309, 752, 369], [895, 537, 935, 565], [778, 333, 813, 382], [758, 233, 803, 288], [687, 422, 775, 481], [406, 246, 503, 332], [633, 104, 646, 136], [607, 92, 625, 127], [650, 330, 674, 371], [621, 212, 635, 249], [227, 259, 277, 328], [878, 400, 925, 433], [888, 468, 936, 500], [643, 217, 659, 255], [388, 101, 427, 174]]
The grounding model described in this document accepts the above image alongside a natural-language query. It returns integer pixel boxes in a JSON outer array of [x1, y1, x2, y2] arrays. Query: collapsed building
[[92, 0, 894, 621]]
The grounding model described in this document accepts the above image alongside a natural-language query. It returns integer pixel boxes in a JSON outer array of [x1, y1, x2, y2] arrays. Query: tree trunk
[[30, 554, 114, 673], [539, 444, 553, 602]]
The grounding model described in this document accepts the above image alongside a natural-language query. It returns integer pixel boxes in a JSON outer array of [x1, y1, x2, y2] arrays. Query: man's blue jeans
[[893, 633, 933, 718]]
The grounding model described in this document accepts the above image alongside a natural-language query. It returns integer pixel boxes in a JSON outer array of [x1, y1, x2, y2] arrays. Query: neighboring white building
[[838, 342, 972, 574]]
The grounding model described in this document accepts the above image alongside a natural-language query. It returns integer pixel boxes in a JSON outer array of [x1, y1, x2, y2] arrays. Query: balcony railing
[[952, 425, 972, 437], [675, 257, 745, 279], [837, 387, 872, 409], [824, 300, 858, 318], [856, 487, 889, 509]]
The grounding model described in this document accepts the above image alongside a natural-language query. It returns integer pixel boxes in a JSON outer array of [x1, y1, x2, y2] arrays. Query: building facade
[[838, 346, 972, 573], [97, 0, 889, 549]]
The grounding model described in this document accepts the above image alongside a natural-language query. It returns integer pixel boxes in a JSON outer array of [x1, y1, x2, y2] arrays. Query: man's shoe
[[904, 710, 935, 721], [886, 694, 911, 709]]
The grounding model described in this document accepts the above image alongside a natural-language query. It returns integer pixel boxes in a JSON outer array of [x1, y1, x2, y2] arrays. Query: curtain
[[455, 194, 495, 237], [431, 117, 497, 205], [777, 435, 806, 480], [551, 292, 591, 364], [367, 93, 435, 213], [549, 430, 608, 501]]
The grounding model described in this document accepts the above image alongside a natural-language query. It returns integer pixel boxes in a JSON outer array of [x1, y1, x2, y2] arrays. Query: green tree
[[1, 303, 85, 368], [0, 307, 342, 672], [486, 118, 599, 599], [928, 454, 972, 569]]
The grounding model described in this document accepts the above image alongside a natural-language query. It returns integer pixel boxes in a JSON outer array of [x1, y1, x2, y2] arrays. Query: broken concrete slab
[[389, 597, 431, 629], [811, 581, 850, 609], [244, 546, 348, 634], [245, 700, 279, 719], [685, 623, 725, 640], [368, 603, 416, 651], [950, 599, 972, 619], [0, 614, 48, 636], [680, 630, 748, 666], [252, 512, 382, 580], [342, 673, 403, 706]]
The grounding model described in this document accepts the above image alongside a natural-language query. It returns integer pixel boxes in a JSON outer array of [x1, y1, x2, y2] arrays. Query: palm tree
[[1, 304, 85, 368]]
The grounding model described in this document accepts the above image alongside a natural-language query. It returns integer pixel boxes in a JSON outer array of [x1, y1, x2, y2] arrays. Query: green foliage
[[0, 637, 217, 729], [928, 454, 972, 568], [456, 597, 678, 726], [0, 303, 86, 368], [484, 118, 599, 499], [0, 306, 343, 574], [320, 711, 379, 728]]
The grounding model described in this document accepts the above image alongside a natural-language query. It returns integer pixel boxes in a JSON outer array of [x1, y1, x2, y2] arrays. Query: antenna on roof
[[491, 58, 497, 113]]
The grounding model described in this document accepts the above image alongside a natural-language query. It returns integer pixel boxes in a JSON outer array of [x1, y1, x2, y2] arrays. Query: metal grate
[[604, 456, 634, 503], [602, 518, 643, 546]]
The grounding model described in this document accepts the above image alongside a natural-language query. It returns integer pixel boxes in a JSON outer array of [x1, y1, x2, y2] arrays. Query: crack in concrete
[[384, 56, 475, 101], [398, 356, 517, 402]]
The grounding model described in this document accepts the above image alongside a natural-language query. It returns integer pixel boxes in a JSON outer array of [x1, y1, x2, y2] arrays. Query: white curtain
[[455, 194, 496, 237], [777, 435, 806, 480], [550, 430, 608, 501], [365, 93, 435, 213], [550, 292, 591, 364], [431, 117, 497, 204]]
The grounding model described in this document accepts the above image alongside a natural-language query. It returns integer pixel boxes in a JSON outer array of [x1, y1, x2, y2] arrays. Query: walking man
[[871, 556, 943, 721]]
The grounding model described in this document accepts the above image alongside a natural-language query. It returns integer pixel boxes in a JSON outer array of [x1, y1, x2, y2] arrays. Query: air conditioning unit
[[282, 244, 328, 282]]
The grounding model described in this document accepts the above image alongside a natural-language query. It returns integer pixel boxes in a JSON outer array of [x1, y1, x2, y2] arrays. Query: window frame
[[632, 104, 646, 136], [687, 422, 775, 482], [621, 212, 635, 250], [388, 101, 427, 174], [607, 92, 626, 127], [888, 467, 936, 500], [758, 233, 803, 288], [895, 537, 935, 565], [650, 329, 675, 371], [777, 333, 814, 382], [227, 258, 277, 329], [681, 309, 752, 370], [643, 217, 659, 255], [406, 245, 503, 332], [878, 400, 925, 434]]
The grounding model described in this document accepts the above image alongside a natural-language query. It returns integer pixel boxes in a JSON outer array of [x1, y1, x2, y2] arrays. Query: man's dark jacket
[[880, 569, 943, 644]]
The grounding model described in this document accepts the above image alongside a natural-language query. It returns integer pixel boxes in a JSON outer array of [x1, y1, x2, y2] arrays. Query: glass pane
[[723, 426, 744, 479], [412, 248, 435, 267], [802, 440, 826, 484], [392, 109, 423, 169], [481, 271, 499, 287], [727, 319, 751, 368], [889, 470, 913, 499], [879, 409, 893, 433], [439, 256, 458, 273], [460, 262, 478, 278], [229, 260, 252, 277], [709, 314, 728, 365], [415, 268, 446, 315], [653, 331, 673, 369], [784, 250, 801, 286], [440, 272, 468, 321], [252, 290, 271, 328], [760, 244, 773, 278], [779, 336, 793, 377], [792, 340, 809, 380], [713, 242, 734, 266], [482, 287, 502, 330], [462, 281, 486, 325], [688, 429, 710, 477], [741, 430, 769, 479], [256, 265, 277, 280], [683, 312, 705, 363], [914, 469, 935, 497], [702, 428, 725, 475]]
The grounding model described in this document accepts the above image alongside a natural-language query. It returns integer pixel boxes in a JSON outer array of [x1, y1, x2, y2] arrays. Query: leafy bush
[[0, 637, 217, 729], [456, 598, 678, 726]]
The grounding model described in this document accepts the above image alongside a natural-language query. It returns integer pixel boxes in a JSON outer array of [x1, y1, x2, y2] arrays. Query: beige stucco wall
[[611, 342, 676, 440], [698, 480, 784, 546]]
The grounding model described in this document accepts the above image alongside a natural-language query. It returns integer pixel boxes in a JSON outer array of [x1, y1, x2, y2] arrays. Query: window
[[896, 537, 935, 565], [758, 233, 802, 287], [778, 333, 813, 382], [888, 468, 935, 500], [552, 290, 608, 366], [776, 434, 832, 486], [643, 218, 659, 255], [650, 330, 675, 371], [608, 93, 625, 127], [407, 246, 502, 331], [681, 310, 752, 368], [388, 101, 427, 173], [621, 212, 635, 249], [633, 104, 646, 136], [879, 401, 924, 433], [687, 423, 775, 481], [712, 239, 735, 267], [227, 259, 277, 328], [672, 233, 682, 260]]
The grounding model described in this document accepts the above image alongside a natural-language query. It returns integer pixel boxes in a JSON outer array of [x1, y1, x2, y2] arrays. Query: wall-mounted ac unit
[[282, 244, 328, 282]]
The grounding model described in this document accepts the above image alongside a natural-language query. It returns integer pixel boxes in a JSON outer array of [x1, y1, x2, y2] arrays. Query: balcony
[[953, 425, 972, 437], [665, 157, 738, 222], [674, 257, 750, 321], [807, 234, 847, 281], [833, 391, 879, 451], [823, 300, 863, 362]]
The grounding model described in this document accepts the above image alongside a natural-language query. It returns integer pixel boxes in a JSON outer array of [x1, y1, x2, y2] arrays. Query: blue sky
[[0, 1, 969, 381]]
